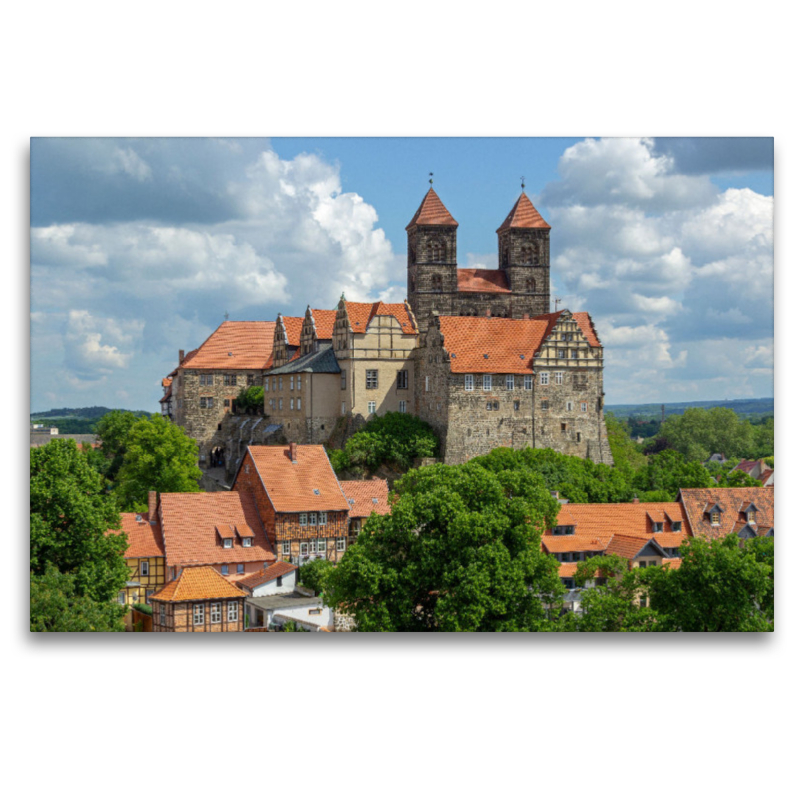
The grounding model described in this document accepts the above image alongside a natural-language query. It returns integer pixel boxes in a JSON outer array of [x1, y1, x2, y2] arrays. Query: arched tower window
[[526, 279, 535, 293], [521, 246, 534, 265], [431, 274, 443, 293]]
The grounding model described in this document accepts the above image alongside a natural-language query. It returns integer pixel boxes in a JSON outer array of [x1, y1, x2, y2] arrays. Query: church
[[163, 186, 613, 470]]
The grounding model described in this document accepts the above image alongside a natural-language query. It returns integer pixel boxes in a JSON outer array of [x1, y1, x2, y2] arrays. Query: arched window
[[525, 279, 535, 293], [432, 274, 443, 293], [521, 246, 534, 265]]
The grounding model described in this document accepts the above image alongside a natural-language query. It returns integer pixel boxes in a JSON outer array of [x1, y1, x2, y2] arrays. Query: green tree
[[114, 415, 202, 510], [633, 449, 712, 498], [716, 470, 762, 488], [298, 558, 336, 595], [94, 410, 147, 481], [30, 566, 126, 632], [325, 460, 564, 631], [343, 412, 439, 473], [605, 412, 648, 472], [647, 534, 773, 631], [30, 439, 128, 602], [743, 536, 774, 620], [236, 385, 265, 412], [658, 407, 755, 462]]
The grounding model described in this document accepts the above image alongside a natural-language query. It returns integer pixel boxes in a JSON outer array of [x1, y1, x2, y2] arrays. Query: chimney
[[522, 313, 530, 320], [289, 442, 298, 463], [148, 491, 158, 520], [179, 349, 185, 363], [485, 309, 491, 317], [632, 495, 640, 504]]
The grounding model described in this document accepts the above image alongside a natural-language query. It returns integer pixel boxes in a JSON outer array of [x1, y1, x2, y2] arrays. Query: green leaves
[[236, 385, 264, 412]]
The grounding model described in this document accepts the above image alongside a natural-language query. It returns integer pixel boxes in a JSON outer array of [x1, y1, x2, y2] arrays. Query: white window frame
[[566, 401, 573, 411], [243, 537, 252, 548], [210, 603, 222, 624], [319, 512, 327, 525], [483, 374, 492, 391], [317, 538, 327, 553], [336, 538, 346, 552], [290, 398, 294, 410], [366, 370, 378, 389], [309, 512, 317, 525], [290, 376, 294, 390], [297, 397, 302, 410], [540, 373, 549, 386], [299, 513, 307, 526], [581, 402, 587, 412], [297, 376, 302, 391], [228, 601, 238, 622], [300, 542, 309, 556], [140, 560, 149, 576], [368, 401, 376, 415], [193, 604, 204, 625], [223, 538, 232, 549], [282, 541, 291, 556], [159, 605, 166, 626], [465, 374, 474, 391], [506, 375, 514, 390], [524, 375, 533, 390], [278, 398, 283, 410], [399, 400, 407, 413], [555, 372, 563, 385]]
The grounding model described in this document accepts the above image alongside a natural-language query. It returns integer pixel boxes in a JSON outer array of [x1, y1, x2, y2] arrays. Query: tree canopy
[[656, 407, 763, 462], [325, 459, 564, 631]]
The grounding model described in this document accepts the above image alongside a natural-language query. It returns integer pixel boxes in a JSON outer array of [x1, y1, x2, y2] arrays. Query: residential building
[[678, 486, 774, 540], [340, 478, 391, 543], [150, 566, 247, 633], [732, 458, 774, 486]]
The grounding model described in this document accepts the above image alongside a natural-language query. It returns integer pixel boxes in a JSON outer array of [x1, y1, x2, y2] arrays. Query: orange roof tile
[[111, 512, 165, 559], [542, 534, 611, 554], [309, 309, 337, 340], [150, 566, 247, 603], [279, 316, 304, 347], [679, 487, 774, 540], [181, 321, 276, 370], [159, 491, 275, 568], [236, 560, 297, 591], [340, 479, 392, 518], [571, 312, 602, 347], [457, 269, 511, 294], [244, 445, 350, 513], [496, 192, 551, 231], [662, 558, 682, 570], [343, 301, 417, 334], [606, 534, 659, 560], [406, 188, 458, 229]]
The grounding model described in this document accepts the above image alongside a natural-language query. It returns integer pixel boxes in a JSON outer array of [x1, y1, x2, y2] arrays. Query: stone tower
[[497, 192, 551, 318], [406, 188, 458, 333]]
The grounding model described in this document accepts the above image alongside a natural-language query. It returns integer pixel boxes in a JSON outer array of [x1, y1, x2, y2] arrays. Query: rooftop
[[340, 478, 392, 518], [181, 321, 276, 370], [496, 192, 551, 232], [113, 512, 165, 559], [268, 342, 341, 375], [406, 188, 458, 229], [150, 566, 248, 603], [343, 300, 417, 334], [236, 560, 298, 591]]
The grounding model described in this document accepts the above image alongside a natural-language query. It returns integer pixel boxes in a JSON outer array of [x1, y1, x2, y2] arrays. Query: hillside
[[606, 397, 773, 421], [31, 406, 152, 419]]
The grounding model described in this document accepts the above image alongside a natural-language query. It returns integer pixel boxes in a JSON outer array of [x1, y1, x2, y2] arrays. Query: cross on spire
[[428, 172, 434, 186], [521, 175, 525, 190]]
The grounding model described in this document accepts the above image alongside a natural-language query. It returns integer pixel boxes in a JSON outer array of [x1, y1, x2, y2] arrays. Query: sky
[[30, 136, 774, 412]]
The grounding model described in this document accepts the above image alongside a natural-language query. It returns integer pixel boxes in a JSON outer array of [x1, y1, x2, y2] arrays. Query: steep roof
[[181, 321, 276, 370], [679, 487, 774, 540], [244, 445, 350, 513], [236, 560, 297, 591], [406, 188, 458, 229], [150, 566, 247, 603], [159, 491, 275, 567], [343, 301, 417, 334], [340, 478, 392, 518], [278, 316, 304, 347], [496, 192, 551, 232], [457, 269, 511, 294], [112, 512, 165, 559], [268, 342, 341, 375], [308, 309, 337, 340]]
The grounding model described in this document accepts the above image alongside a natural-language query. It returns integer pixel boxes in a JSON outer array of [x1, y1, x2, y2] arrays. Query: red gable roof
[[309, 309, 337, 340], [340, 479, 391, 518], [279, 316, 304, 347], [236, 560, 297, 591], [679, 487, 774, 540], [457, 269, 511, 294], [496, 192, 551, 232], [245, 445, 350, 513], [406, 188, 458, 229], [343, 301, 417, 334], [113, 512, 165, 559], [151, 566, 248, 603], [181, 321, 276, 370]]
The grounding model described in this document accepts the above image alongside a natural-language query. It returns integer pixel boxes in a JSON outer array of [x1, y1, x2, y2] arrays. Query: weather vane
[[553, 296, 562, 312], [429, 172, 434, 186], [224, 311, 229, 321], [521, 176, 526, 190]]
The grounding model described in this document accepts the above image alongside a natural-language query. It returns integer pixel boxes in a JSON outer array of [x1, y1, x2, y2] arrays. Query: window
[[506, 375, 514, 390], [140, 560, 149, 577], [524, 375, 533, 390], [432, 274, 443, 291], [649, 561, 657, 567], [465, 374, 474, 391], [309, 608, 322, 616], [200, 396, 214, 408], [309, 512, 317, 525], [160, 605, 166, 626], [146, 590, 154, 602], [223, 399, 230, 408], [300, 542, 309, 556], [297, 398, 302, 410], [193, 604, 204, 625], [571, 350, 579, 359], [581, 402, 587, 412], [171, 567, 177, 580], [299, 513, 307, 526], [554, 372, 563, 385], [747, 511, 756, 524], [336, 538, 346, 552], [290, 398, 294, 410], [566, 401, 573, 411], [540, 373, 549, 385], [221, 565, 229, 575], [425, 376, 430, 392], [672, 521, 682, 532], [639, 561, 647, 569], [278, 398, 283, 410], [368, 401, 376, 415], [486, 402, 493, 411], [224, 374, 237, 386], [557, 349, 566, 359], [247, 374, 256, 386], [366, 370, 378, 389], [282, 541, 291, 556], [576, 432, 581, 443], [399, 400, 407, 413], [276, 575, 283, 588], [341, 401, 346, 415], [290, 376, 294, 390], [317, 539, 327, 553], [270, 399, 275, 410], [228, 601, 238, 622], [118, 591, 126, 605], [223, 538, 232, 549], [243, 537, 252, 547], [210, 603, 222, 623], [397, 370, 408, 389], [319, 512, 327, 525], [514, 401, 520, 411], [237, 564, 244, 574], [483, 375, 492, 391], [272, 378, 277, 391], [561, 423, 568, 432], [652, 522, 663, 532], [297, 376, 302, 391], [711, 511, 721, 526]]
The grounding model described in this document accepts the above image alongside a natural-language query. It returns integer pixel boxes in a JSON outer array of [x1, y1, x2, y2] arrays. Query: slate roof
[[496, 192, 551, 232], [457, 269, 511, 294], [267, 342, 341, 375], [236, 560, 297, 591], [244, 445, 350, 513], [150, 566, 248, 603], [343, 301, 417, 334], [679, 487, 774, 540], [114, 512, 165, 558], [181, 321, 276, 370], [158, 491, 275, 567], [340, 478, 392, 518], [406, 188, 458, 229]]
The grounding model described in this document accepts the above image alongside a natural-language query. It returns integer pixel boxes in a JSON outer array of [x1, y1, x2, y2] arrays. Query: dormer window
[[671, 521, 682, 532], [652, 522, 663, 533], [223, 538, 233, 548], [553, 525, 575, 536], [711, 512, 721, 526], [243, 537, 252, 547], [747, 511, 756, 524]]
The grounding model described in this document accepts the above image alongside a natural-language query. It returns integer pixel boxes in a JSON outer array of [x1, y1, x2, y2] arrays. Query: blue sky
[[30, 136, 773, 411]]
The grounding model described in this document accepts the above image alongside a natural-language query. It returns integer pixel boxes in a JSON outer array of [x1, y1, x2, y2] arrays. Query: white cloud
[[103, 147, 153, 181], [64, 310, 144, 377]]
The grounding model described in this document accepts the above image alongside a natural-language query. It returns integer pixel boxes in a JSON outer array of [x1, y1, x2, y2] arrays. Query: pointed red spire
[[496, 192, 550, 232], [406, 188, 458, 229]]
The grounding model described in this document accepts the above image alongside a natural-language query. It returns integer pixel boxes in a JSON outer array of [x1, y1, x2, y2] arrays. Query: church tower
[[406, 187, 458, 333], [497, 192, 551, 317]]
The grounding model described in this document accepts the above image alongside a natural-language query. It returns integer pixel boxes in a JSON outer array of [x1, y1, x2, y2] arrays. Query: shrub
[[344, 412, 438, 472], [298, 558, 336, 595], [236, 386, 265, 413], [132, 602, 152, 615], [327, 448, 351, 474]]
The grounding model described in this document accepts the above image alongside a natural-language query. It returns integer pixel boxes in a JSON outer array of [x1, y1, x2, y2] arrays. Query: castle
[[161, 187, 613, 472]]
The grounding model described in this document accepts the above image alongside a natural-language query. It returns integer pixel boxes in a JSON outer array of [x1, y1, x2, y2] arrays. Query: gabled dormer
[[216, 524, 236, 550], [740, 501, 758, 526], [705, 503, 724, 527]]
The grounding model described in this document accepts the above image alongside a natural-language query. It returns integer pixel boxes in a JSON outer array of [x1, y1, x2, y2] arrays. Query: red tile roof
[[496, 192, 551, 231], [181, 321, 276, 370], [340, 479, 392, 518], [308, 309, 337, 340], [150, 566, 248, 603], [606, 534, 658, 560], [571, 312, 602, 347], [542, 534, 611, 554], [679, 487, 774, 540], [406, 188, 458, 228], [343, 301, 417, 334], [235, 560, 297, 591], [457, 269, 511, 294], [111, 512, 165, 559], [244, 445, 350, 513], [279, 316, 304, 347], [159, 491, 275, 567]]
